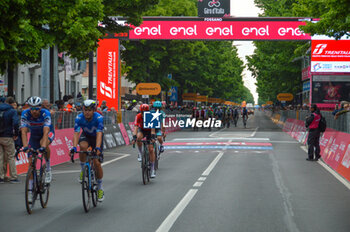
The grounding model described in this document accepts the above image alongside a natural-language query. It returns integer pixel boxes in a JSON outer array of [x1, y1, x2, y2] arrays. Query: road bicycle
[[141, 140, 152, 185], [242, 115, 248, 128], [24, 148, 50, 214], [71, 151, 102, 213]]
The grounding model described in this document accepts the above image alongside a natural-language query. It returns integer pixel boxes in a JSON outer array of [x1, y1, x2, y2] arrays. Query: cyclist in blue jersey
[[21, 96, 55, 185], [151, 101, 166, 152], [70, 99, 105, 202]]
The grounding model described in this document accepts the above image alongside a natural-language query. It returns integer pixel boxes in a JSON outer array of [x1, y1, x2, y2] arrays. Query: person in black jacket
[[0, 97, 20, 183], [305, 104, 321, 161]]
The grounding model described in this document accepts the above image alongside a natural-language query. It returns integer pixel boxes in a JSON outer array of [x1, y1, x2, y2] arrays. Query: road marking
[[157, 150, 225, 232], [209, 128, 226, 137], [102, 154, 130, 166], [173, 137, 270, 141], [165, 146, 273, 150], [202, 151, 224, 176], [300, 146, 350, 190], [51, 154, 130, 175], [250, 127, 259, 137], [193, 182, 203, 187], [156, 189, 198, 232]]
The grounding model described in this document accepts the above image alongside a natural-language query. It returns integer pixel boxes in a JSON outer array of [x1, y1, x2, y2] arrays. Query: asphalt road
[[1, 111, 350, 232]]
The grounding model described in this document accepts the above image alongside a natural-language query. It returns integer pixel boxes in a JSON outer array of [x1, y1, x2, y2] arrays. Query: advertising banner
[[302, 66, 311, 81], [97, 39, 119, 110], [198, 0, 230, 18], [312, 75, 350, 103], [311, 39, 350, 73], [128, 20, 310, 40], [119, 123, 130, 145]]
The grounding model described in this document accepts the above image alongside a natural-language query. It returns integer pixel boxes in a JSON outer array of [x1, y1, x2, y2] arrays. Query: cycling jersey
[[74, 112, 104, 136], [134, 113, 151, 131], [21, 109, 54, 136], [242, 108, 248, 115]]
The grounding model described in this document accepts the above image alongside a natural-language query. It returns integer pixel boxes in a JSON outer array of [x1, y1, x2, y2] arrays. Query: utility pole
[[88, 51, 94, 99]]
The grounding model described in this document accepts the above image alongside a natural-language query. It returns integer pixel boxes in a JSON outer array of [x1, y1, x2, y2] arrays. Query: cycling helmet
[[132, 99, 137, 104], [153, 101, 162, 108], [83, 99, 96, 109], [27, 96, 42, 107], [140, 104, 149, 112]]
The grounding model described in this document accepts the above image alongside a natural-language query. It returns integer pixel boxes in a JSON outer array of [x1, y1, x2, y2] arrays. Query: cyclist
[[21, 96, 54, 197], [132, 104, 157, 178], [233, 107, 239, 127], [151, 101, 166, 153], [242, 106, 249, 128], [70, 99, 105, 202]]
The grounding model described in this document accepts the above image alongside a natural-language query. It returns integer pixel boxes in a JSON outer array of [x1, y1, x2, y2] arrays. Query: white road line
[[52, 170, 80, 175], [202, 151, 224, 176], [173, 137, 270, 141], [209, 128, 226, 137], [250, 127, 259, 137], [198, 177, 206, 181], [50, 154, 130, 175], [300, 146, 350, 190], [156, 189, 198, 232], [102, 154, 130, 166], [193, 182, 203, 187]]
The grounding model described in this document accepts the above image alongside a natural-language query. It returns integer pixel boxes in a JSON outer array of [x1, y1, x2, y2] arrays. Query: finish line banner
[[127, 20, 311, 40]]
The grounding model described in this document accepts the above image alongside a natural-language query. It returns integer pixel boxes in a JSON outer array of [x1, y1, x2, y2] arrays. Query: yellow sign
[[136, 83, 161, 95], [266, 101, 273, 105], [196, 95, 208, 102], [182, 93, 197, 100], [277, 93, 293, 101]]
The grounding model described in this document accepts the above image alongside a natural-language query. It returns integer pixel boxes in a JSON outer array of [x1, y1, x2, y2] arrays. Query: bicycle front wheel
[[91, 169, 98, 207], [39, 164, 50, 208], [82, 165, 91, 212], [25, 166, 37, 214]]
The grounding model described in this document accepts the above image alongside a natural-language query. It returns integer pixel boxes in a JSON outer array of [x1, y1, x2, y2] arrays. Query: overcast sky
[[231, 0, 262, 104]]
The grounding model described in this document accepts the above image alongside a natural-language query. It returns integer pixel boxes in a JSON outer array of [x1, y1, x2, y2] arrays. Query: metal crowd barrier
[[270, 109, 350, 134]]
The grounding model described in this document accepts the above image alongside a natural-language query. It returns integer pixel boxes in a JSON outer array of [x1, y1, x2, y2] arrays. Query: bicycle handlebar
[[70, 151, 102, 163]]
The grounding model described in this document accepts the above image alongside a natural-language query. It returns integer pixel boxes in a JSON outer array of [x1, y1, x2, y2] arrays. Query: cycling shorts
[[137, 128, 152, 141], [79, 132, 104, 150], [29, 131, 55, 150]]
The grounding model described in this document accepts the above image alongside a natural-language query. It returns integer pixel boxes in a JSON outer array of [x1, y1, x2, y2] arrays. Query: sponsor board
[[128, 20, 311, 40], [97, 39, 119, 110]]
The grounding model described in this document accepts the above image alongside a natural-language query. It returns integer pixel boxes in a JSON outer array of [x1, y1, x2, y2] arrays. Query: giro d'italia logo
[[143, 110, 161, 129]]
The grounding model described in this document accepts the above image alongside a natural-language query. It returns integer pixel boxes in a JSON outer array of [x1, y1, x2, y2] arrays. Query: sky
[[231, 0, 262, 104]]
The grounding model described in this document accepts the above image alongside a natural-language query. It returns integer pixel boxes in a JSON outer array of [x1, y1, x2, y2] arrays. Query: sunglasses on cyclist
[[30, 107, 41, 111]]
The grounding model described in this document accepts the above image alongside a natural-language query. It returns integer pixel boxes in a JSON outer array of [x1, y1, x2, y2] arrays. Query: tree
[[292, 0, 350, 39], [122, 0, 247, 102], [0, 0, 159, 73]]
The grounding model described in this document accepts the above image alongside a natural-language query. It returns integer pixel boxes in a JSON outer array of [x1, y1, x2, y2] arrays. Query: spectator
[[305, 104, 322, 161], [42, 99, 56, 115], [332, 104, 339, 116], [127, 100, 137, 111], [0, 96, 20, 183], [64, 98, 76, 112], [334, 101, 350, 120]]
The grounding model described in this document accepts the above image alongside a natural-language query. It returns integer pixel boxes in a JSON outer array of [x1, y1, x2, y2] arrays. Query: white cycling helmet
[[83, 99, 96, 109], [27, 96, 42, 107]]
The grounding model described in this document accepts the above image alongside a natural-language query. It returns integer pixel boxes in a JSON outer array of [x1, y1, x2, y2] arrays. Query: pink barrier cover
[[119, 123, 130, 145], [277, 114, 350, 182], [320, 129, 350, 171], [15, 128, 75, 175]]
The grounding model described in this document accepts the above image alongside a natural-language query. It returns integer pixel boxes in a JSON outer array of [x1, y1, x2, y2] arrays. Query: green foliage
[[292, 0, 350, 39], [0, 0, 159, 73]]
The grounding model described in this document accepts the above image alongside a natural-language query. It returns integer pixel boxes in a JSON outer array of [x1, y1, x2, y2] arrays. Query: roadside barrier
[[10, 112, 189, 174], [267, 110, 350, 183]]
